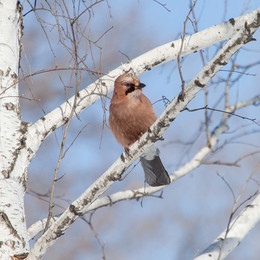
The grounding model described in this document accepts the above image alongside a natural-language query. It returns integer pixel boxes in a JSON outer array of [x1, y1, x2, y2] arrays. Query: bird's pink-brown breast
[[109, 73, 170, 187], [109, 93, 157, 148]]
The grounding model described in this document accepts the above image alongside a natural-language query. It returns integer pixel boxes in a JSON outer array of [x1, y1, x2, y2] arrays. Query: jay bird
[[109, 73, 170, 187]]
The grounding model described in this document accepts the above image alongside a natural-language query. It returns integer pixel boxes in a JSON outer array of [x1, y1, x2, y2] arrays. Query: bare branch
[[21, 7, 260, 179], [81, 212, 106, 260], [72, 0, 105, 25], [152, 0, 171, 12], [182, 93, 260, 127], [195, 162, 260, 260], [26, 16, 260, 258], [216, 161, 260, 260], [177, 0, 197, 100], [44, 0, 82, 232]]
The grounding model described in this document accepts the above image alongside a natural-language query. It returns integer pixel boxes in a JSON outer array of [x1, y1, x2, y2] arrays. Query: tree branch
[[26, 13, 260, 258], [195, 187, 260, 260], [22, 7, 260, 169], [27, 112, 228, 240], [27, 82, 260, 242]]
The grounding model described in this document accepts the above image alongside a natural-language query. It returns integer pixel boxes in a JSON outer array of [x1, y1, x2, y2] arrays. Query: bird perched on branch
[[109, 73, 170, 187]]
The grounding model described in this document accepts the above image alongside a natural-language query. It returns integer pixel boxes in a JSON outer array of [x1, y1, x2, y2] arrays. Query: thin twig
[[72, 0, 105, 25], [62, 124, 89, 159], [200, 161, 239, 167], [152, 0, 171, 12], [217, 161, 260, 260], [190, 0, 211, 147], [183, 106, 260, 127], [177, 0, 198, 101], [81, 212, 106, 260], [44, 1, 81, 232]]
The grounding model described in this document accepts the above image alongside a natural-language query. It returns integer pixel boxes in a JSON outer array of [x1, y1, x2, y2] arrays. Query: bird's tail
[[140, 144, 170, 187]]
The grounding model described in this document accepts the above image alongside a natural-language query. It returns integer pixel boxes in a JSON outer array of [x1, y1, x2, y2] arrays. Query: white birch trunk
[[0, 0, 29, 258]]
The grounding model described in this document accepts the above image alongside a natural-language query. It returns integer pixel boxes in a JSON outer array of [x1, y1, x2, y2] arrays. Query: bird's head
[[113, 73, 146, 99]]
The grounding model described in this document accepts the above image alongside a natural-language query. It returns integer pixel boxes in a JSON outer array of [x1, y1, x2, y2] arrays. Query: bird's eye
[[124, 83, 131, 87]]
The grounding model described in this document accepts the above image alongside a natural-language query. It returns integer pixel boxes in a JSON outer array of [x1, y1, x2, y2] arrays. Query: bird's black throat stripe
[[125, 86, 136, 95]]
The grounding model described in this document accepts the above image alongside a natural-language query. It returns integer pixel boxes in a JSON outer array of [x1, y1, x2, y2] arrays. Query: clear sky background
[[20, 0, 260, 259]]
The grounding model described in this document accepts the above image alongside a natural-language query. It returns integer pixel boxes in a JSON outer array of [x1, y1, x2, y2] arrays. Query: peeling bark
[[0, 1, 29, 258]]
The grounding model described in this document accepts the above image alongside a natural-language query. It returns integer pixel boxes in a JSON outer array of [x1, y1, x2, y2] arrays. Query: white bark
[[0, 181, 29, 257], [195, 193, 260, 260], [0, 0, 29, 258], [27, 218, 56, 241], [26, 9, 260, 258]]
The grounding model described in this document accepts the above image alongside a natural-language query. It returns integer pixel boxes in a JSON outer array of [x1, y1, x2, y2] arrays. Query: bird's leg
[[124, 147, 130, 157], [147, 127, 165, 142], [120, 148, 130, 163]]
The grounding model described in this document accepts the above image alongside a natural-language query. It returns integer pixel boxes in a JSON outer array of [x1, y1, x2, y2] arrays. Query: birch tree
[[0, 0, 260, 259]]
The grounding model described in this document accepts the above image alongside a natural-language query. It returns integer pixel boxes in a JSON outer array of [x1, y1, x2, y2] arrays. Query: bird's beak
[[137, 83, 146, 89]]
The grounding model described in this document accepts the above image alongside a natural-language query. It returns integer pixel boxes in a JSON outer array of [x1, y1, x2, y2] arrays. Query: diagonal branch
[[27, 121, 228, 241], [26, 14, 260, 259], [27, 94, 260, 241], [23, 7, 260, 167], [195, 188, 260, 260]]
